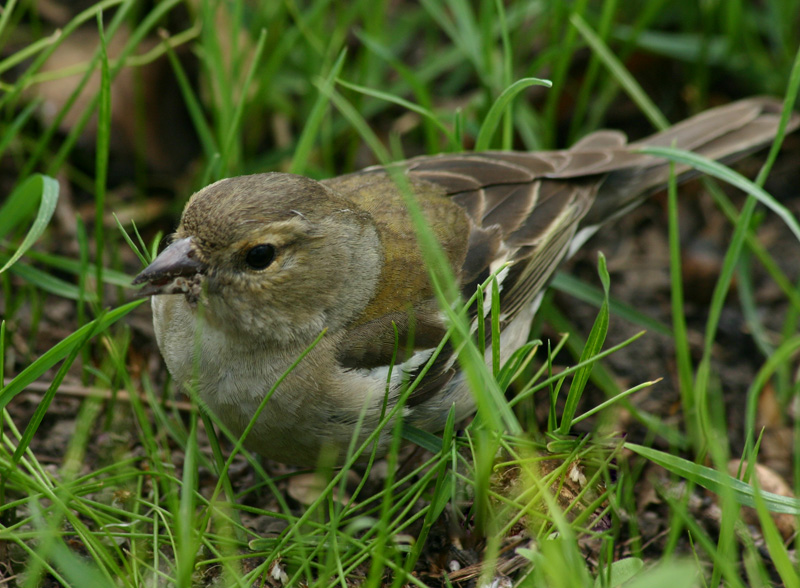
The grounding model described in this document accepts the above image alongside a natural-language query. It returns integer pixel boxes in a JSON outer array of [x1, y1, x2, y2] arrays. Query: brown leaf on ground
[[727, 459, 797, 540]]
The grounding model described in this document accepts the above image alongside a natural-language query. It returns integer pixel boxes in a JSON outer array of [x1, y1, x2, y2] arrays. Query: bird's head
[[133, 173, 383, 345]]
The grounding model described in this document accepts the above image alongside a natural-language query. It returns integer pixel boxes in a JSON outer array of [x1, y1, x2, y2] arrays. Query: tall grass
[[1, 1, 799, 586]]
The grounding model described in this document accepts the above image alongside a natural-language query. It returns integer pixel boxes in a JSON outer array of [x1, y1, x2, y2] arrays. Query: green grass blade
[[551, 272, 672, 336], [474, 77, 552, 151], [219, 28, 268, 176], [626, 443, 800, 514], [5, 261, 96, 302], [290, 49, 348, 175], [751, 478, 800, 588], [0, 175, 59, 274], [665, 161, 697, 446], [559, 253, 610, 434], [94, 14, 111, 309], [571, 13, 669, 131], [639, 147, 800, 242], [161, 31, 219, 162], [0, 301, 144, 411], [9, 315, 100, 467], [0, 99, 39, 161], [0, 29, 62, 77], [335, 78, 458, 148]]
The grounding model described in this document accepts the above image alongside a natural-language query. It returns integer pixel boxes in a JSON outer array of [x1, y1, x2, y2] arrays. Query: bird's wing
[[329, 142, 623, 398], [332, 96, 797, 406]]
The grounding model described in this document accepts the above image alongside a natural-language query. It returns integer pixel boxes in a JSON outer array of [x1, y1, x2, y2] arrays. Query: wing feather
[[333, 97, 798, 416]]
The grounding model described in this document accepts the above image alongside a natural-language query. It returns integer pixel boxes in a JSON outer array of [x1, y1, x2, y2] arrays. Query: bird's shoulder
[[322, 169, 471, 325]]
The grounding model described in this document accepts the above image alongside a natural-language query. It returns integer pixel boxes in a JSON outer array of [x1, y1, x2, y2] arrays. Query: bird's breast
[[150, 294, 407, 462]]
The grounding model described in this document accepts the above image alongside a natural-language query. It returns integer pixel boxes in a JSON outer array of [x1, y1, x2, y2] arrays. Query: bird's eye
[[245, 244, 276, 270]]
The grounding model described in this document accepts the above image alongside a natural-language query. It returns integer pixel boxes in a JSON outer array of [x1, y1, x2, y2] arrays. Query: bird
[[133, 97, 798, 466]]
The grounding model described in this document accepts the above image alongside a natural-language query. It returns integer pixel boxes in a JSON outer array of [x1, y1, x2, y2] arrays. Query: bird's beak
[[132, 237, 207, 297]]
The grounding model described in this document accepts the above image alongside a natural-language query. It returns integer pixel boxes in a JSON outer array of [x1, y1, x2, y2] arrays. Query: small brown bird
[[134, 97, 798, 465]]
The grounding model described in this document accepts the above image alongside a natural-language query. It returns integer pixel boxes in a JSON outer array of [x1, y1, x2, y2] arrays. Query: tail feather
[[585, 97, 799, 225]]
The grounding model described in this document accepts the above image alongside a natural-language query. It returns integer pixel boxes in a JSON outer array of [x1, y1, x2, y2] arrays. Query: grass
[[1, 0, 800, 586]]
